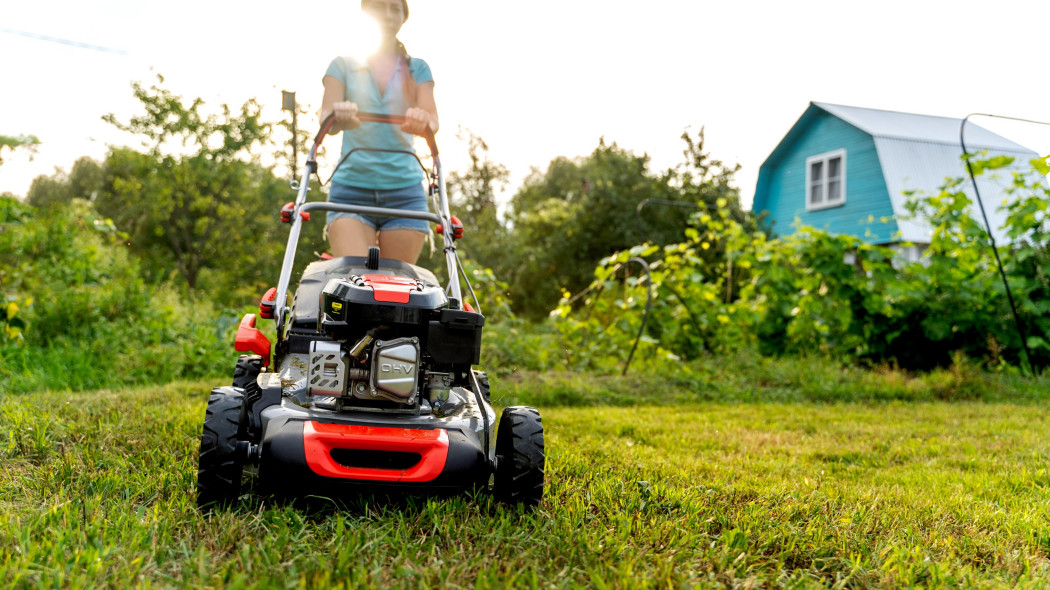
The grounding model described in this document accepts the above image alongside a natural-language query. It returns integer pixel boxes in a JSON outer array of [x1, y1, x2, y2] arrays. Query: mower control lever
[[435, 215, 464, 240], [280, 202, 309, 224]]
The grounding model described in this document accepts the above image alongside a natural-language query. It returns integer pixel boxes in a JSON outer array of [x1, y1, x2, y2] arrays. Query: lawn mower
[[195, 112, 544, 508]]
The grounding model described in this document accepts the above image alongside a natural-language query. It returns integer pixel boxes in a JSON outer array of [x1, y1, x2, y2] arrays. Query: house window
[[805, 149, 846, 211]]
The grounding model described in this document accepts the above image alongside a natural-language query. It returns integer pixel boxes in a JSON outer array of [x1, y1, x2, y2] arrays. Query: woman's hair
[[361, 0, 416, 108], [361, 0, 408, 22]]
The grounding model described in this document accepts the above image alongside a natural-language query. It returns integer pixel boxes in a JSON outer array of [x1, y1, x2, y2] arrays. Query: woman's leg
[[328, 217, 377, 257], [379, 229, 427, 264]]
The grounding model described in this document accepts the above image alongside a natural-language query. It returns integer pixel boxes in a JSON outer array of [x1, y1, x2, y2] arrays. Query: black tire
[[197, 390, 246, 510], [493, 406, 545, 506], [472, 370, 491, 402], [232, 355, 263, 390]]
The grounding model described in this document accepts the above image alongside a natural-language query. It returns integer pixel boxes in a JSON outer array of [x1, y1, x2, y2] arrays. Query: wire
[[634, 199, 708, 245], [324, 147, 429, 187], [621, 257, 654, 376], [0, 27, 128, 55], [556, 257, 653, 374], [960, 113, 1049, 376], [455, 254, 482, 314]]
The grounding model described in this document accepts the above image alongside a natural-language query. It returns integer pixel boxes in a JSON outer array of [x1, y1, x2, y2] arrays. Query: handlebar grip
[[311, 111, 438, 159]]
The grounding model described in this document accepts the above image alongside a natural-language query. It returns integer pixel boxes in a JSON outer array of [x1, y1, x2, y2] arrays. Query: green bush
[[0, 200, 241, 392], [550, 156, 1050, 373]]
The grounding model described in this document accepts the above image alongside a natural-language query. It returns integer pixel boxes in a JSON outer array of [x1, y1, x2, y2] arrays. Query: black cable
[[557, 256, 654, 375], [324, 147, 429, 187], [960, 113, 1047, 376], [621, 257, 654, 376], [634, 199, 706, 245], [455, 253, 483, 315], [468, 370, 491, 465]]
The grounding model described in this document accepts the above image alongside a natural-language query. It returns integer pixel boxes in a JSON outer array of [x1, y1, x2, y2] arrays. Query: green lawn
[[3, 379, 1050, 588]]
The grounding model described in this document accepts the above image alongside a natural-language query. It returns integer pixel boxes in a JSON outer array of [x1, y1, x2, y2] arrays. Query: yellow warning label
[[332, 302, 343, 312]]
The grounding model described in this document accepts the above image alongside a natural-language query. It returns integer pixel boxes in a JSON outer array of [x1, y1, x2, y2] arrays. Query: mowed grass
[[3, 377, 1050, 588]]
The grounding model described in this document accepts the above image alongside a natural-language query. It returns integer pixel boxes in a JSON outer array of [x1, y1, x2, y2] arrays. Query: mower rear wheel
[[494, 406, 545, 506], [232, 355, 263, 390], [197, 390, 247, 510]]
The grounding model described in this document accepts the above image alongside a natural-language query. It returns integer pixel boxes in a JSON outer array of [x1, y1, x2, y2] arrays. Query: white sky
[[1, 0, 1048, 210]]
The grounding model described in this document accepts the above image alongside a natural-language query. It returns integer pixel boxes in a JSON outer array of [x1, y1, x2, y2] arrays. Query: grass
[[3, 372, 1050, 589]]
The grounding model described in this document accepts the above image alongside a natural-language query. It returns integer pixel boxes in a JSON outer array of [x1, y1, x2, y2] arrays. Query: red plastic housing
[[234, 314, 271, 366], [280, 202, 310, 223], [303, 422, 450, 482], [259, 287, 277, 319], [360, 274, 420, 304], [435, 214, 464, 240]]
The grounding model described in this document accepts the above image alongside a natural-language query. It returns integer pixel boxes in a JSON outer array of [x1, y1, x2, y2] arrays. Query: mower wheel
[[232, 355, 263, 390], [197, 390, 247, 510], [494, 406, 545, 506], [472, 370, 491, 402]]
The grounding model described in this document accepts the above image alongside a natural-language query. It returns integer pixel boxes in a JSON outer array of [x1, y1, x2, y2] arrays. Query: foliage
[[0, 200, 239, 393], [445, 129, 511, 263], [94, 75, 315, 300], [501, 130, 750, 318], [3, 375, 1050, 587], [998, 155, 1050, 364], [416, 128, 512, 276], [25, 156, 104, 208], [551, 154, 1050, 373], [0, 133, 40, 165], [0, 197, 31, 344]]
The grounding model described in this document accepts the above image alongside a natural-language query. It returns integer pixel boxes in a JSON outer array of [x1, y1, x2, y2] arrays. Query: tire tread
[[494, 406, 545, 505]]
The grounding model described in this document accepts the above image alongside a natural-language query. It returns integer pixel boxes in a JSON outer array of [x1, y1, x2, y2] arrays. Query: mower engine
[[301, 271, 481, 408], [307, 336, 421, 403]]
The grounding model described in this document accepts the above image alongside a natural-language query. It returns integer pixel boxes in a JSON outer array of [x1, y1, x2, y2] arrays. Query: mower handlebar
[[310, 112, 438, 164]]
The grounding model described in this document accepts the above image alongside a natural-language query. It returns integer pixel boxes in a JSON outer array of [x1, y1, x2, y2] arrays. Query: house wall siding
[[760, 112, 898, 243]]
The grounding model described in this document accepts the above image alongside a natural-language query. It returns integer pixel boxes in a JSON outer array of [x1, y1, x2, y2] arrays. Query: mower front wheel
[[493, 406, 545, 506], [196, 389, 247, 510]]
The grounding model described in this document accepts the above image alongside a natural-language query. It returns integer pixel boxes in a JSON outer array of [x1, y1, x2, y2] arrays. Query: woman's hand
[[331, 101, 361, 133], [401, 107, 435, 136]]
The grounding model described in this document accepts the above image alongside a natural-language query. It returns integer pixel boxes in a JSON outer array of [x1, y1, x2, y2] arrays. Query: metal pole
[[282, 90, 298, 182], [960, 114, 1036, 375]]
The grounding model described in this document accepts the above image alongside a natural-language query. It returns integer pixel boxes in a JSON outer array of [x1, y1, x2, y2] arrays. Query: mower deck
[[253, 374, 493, 496]]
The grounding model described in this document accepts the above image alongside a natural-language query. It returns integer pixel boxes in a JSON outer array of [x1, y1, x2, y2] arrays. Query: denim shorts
[[326, 182, 431, 233]]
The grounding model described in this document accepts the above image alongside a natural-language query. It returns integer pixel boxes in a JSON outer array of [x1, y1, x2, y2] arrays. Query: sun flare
[[344, 13, 381, 62]]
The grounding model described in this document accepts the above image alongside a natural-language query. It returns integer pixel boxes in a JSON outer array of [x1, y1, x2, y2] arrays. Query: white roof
[[814, 102, 1033, 151], [814, 103, 1044, 244]]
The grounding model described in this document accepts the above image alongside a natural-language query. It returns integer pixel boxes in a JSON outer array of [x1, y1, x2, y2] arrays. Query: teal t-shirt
[[325, 55, 434, 189]]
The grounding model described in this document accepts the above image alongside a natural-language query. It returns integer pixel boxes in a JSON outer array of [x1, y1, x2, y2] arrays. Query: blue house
[[752, 102, 1042, 259]]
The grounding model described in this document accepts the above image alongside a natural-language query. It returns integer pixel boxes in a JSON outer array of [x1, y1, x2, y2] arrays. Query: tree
[[439, 129, 511, 270], [26, 157, 104, 208], [96, 76, 297, 297], [500, 131, 749, 318], [501, 140, 657, 317], [0, 134, 40, 166]]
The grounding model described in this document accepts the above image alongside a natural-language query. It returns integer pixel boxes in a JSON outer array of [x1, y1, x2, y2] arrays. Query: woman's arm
[[321, 75, 360, 134], [402, 80, 439, 136]]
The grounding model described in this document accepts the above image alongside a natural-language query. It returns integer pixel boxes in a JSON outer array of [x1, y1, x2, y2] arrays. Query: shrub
[[0, 200, 239, 392], [550, 156, 1050, 373]]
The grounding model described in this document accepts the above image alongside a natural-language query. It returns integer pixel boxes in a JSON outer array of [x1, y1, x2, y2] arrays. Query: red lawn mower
[[195, 113, 544, 508]]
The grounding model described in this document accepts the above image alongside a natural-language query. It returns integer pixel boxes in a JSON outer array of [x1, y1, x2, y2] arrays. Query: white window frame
[[805, 149, 847, 211]]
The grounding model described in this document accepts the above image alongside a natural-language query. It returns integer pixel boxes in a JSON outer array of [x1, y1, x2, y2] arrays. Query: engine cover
[[350, 337, 420, 404], [320, 274, 448, 338]]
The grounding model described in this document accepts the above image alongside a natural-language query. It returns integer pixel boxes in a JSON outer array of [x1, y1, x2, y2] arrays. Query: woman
[[319, 0, 439, 264]]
